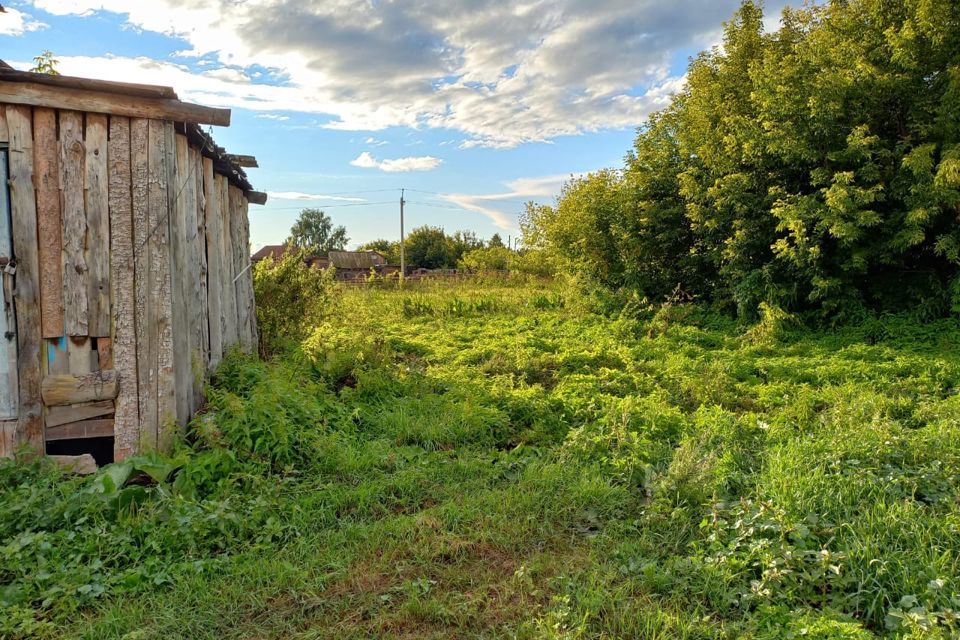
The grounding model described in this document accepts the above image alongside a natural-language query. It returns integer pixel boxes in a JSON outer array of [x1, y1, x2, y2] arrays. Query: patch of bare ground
[[304, 536, 592, 638]]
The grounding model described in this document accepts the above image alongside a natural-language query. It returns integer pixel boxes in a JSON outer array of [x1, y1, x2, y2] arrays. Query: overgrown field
[[3, 279, 960, 639]]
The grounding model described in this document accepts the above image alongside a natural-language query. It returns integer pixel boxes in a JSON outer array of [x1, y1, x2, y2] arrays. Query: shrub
[[252, 248, 339, 355]]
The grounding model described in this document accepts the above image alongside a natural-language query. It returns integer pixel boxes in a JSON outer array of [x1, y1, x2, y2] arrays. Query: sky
[[0, 0, 787, 250]]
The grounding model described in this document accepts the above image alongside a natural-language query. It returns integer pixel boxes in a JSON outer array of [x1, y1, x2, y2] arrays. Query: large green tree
[[287, 209, 349, 255], [404, 226, 453, 269], [526, 0, 960, 319], [358, 238, 400, 263]]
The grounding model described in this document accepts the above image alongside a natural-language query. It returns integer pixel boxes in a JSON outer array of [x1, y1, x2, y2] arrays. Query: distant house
[[328, 251, 393, 280], [328, 250, 386, 269], [251, 244, 329, 269], [251, 244, 288, 262]]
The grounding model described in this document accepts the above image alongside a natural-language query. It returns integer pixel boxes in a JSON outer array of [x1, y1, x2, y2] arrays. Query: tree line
[[523, 0, 960, 320], [286, 207, 523, 270]]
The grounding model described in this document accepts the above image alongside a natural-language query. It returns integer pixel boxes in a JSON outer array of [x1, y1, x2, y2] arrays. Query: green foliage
[[29, 51, 59, 75], [3, 280, 960, 638], [401, 226, 500, 269], [403, 225, 454, 269], [286, 208, 349, 254], [526, 0, 960, 319], [358, 238, 400, 263], [252, 248, 338, 354], [459, 246, 514, 272]]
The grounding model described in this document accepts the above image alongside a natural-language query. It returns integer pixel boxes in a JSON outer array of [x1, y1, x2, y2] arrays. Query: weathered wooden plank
[[32, 107, 64, 338], [194, 147, 210, 379], [108, 115, 139, 460], [0, 81, 231, 126], [131, 118, 155, 449], [0, 109, 7, 142], [45, 337, 70, 375], [0, 420, 15, 458], [0, 68, 177, 100], [59, 110, 89, 337], [218, 175, 238, 350], [226, 154, 258, 168], [46, 399, 115, 427], [203, 157, 224, 369], [0, 130, 18, 420], [239, 197, 258, 350], [45, 418, 114, 441], [6, 105, 44, 454], [97, 337, 114, 370], [229, 186, 252, 352], [41, 370, 118, 406], [245, 190, 268, 205], [67, 336, 95, 374], [170, 133, 192, 427], [84, 113, 111, 337], [155, 120, 176, 444]]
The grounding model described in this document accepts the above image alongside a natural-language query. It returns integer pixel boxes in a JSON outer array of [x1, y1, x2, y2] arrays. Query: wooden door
[[0, 149, 18, 420]]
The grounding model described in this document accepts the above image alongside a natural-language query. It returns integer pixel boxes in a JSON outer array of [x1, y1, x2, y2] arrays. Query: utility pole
[[399, 188, 406, 277]]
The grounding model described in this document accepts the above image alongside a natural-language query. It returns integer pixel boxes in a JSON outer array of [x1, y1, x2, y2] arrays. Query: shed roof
[[0, 60, 265, 199], [251, 244, 289, 262], [328, 251, 386, 269]]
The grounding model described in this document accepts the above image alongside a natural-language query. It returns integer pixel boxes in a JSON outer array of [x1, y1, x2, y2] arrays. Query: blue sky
[[0, 0, 785, 250]]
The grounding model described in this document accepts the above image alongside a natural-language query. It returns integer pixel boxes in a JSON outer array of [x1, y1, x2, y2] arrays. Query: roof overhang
[[0, 62, 271, 203]]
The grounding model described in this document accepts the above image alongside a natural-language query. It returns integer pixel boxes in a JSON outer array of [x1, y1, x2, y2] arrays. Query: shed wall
[[0, 104, 257, 460]]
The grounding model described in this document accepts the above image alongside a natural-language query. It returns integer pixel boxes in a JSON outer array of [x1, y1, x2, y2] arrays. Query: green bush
[[252, 248, 339, 355]]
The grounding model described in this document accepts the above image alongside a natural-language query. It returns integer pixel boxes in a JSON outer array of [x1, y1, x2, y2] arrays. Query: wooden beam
[[245, 190, 268, 205], [131, 118, 156, 449], [46, 418, 114, 442], [46, 400, 115, 427], [226, 154, 258, 168], [41, 371, 119, 406], [0, 68, 177, 100], [108, 115, 140, 461], [203, 157, 224, 369], [0, 81, 231, 126], [84, 113, 111, 337], [6, 105, 44, 454], [156, 121, 177, 445], [0, 420, 15, 459], [170, 133, 193, 427], [219, 176, 238, 349], [32, 108, 64, 338], [59, 110, 89, 337], [193, 147, 210, 388]]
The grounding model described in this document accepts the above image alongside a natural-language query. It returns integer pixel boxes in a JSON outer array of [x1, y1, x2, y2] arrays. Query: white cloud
[[441, 173, 581, 230], [256, 113, 290, 121], [365, 137, 389, 146], [22, 0, 787, 147], [0, 7, 47, 35], [268, 191, 366, 202], [350, 152, 379, 169], [350, 152, 442, 173]]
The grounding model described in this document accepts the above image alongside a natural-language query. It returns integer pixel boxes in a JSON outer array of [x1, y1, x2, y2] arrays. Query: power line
[[264, 200, 398, 210]]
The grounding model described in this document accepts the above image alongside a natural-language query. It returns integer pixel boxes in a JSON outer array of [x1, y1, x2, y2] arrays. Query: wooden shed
[[0, 63, 265, 465]]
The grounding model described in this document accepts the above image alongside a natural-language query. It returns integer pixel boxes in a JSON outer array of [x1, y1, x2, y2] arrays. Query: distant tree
[[404, 225, 452, 269], [448, 230, 485, 264], [488, 233, 505, 248], [359, 238, 400, 263], [287, 208, 348, 255], [460, 246, 513, 272], [30, 50, 59, 75]]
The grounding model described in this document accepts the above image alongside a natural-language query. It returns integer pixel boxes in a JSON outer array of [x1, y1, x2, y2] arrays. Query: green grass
[[2, 279, 960, 638]]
